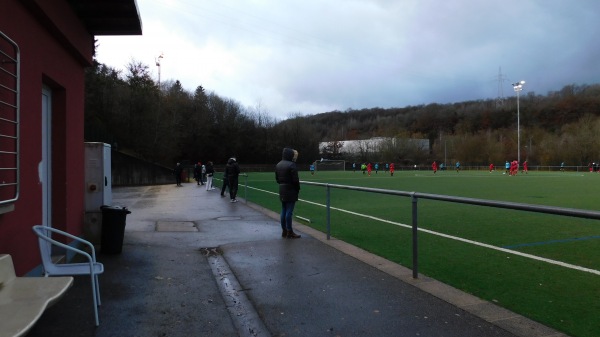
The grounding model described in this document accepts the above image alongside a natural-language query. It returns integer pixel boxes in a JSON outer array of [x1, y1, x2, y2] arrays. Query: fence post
[[411, 192, 418, 279], [244, 174, 248, 203], [326, 184, 331, 240]]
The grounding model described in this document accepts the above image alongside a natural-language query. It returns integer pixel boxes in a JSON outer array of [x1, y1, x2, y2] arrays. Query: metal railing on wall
[[300, 181, 600, 279], [0, 31, 20, 206]]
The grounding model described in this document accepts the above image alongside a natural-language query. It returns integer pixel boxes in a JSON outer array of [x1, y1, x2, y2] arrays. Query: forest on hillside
[[302, 84, 600, 166], [84, 59, 600, 167]]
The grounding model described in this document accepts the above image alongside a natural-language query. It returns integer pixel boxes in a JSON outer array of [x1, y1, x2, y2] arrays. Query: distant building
[[0, 0, 142, 275]]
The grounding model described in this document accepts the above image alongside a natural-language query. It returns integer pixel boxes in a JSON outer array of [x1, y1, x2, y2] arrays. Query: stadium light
[[155, 53, 164, 89], [513, 80, 525, 164]]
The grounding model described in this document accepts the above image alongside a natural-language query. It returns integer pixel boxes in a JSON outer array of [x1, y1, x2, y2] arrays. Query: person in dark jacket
[[174, 162, 183, 186], [275, 147, 301, 238], [193, 162, 202, 185], [220, 171, 229, 197], [225, 157, 240, 202], [205, 161, 215, 190]]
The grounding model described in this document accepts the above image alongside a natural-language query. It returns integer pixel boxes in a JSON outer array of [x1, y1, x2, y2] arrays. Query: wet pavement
[[26, 183, 567, 337]]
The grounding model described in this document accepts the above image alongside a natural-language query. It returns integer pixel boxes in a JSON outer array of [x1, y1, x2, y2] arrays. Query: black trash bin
[[100, 205, 131, 254]]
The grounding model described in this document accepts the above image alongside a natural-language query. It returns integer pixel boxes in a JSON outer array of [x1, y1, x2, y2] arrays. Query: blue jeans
[[280, 201, 296, 231]]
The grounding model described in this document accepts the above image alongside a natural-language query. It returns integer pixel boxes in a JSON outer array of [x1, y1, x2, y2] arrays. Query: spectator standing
[[205, 161, 215, 190], [225, 157, 240, 202], [174, 162, 183, 187], [193, 162, 202, 185], [220, 170, 229, 197], [275, 147, 301, 239]]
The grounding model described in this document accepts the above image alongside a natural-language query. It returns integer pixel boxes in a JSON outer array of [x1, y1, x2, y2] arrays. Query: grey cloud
[[97, 0, 600, 119]]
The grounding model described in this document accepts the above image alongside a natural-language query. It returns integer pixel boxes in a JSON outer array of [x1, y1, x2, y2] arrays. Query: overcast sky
[[95, 0, 600, 120]]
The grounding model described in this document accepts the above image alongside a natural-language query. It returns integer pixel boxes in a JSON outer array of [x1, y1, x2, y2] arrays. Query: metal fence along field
[[235, 170, 600, 337]]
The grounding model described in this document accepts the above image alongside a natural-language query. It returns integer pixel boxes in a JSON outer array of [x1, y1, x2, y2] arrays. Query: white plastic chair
[[32, 225, 104, 326]]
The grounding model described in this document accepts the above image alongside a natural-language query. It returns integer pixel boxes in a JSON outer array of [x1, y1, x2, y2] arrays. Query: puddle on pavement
[[155, 221, 198, 232], [216, 216, 242, 221]]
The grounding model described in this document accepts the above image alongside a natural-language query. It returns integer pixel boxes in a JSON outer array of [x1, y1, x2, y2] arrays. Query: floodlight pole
[[512, 80, 525, 164], [154, 53, 164, 145], [156, 53, 163, 88]]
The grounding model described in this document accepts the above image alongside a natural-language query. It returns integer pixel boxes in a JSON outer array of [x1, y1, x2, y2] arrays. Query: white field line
[[248, 185, 600, 276]]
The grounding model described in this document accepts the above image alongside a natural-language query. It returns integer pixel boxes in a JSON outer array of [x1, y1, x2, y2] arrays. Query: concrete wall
[[112, 151, 175, 186]]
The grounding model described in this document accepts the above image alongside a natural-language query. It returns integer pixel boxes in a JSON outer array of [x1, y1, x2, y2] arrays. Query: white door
[[41, 87, 52, 227]]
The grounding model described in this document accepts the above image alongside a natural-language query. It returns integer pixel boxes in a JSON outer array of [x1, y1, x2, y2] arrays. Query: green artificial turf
[[242, 170, 600, 337]]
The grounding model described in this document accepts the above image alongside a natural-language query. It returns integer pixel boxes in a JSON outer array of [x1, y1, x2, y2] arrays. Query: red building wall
[[0, 0, 92, 275]]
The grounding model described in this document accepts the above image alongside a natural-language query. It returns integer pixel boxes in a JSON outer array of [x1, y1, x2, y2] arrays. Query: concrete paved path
[[27, 182, 567, 337]]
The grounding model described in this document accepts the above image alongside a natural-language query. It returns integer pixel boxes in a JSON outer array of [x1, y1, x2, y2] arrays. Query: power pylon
[[495, 66, 508, 108]]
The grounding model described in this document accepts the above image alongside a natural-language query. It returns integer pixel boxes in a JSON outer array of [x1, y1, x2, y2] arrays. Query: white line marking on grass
[[247, 185, 600, 276]]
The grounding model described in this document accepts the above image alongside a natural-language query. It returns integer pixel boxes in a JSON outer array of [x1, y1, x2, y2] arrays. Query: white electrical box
[[84, 142, 111, 243], [84, 142, 112, 211]]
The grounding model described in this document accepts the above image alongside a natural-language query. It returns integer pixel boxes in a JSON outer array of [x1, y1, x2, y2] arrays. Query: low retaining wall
[[112, 151, 174, 186], [111, 153, 298, 186]]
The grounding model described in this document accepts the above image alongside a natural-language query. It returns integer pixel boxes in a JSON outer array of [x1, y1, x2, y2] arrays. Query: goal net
[[314, 159, 346, 171]]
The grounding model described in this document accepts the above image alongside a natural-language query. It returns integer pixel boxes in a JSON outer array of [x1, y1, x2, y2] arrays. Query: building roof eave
[[68, 0, 142, 36]]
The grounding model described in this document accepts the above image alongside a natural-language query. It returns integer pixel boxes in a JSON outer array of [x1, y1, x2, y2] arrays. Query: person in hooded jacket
[[205, 161, 215, 190], [225, 157, 240, 202], [220, 171, 229, 197], [275, 147, 301, 239]]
